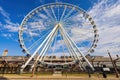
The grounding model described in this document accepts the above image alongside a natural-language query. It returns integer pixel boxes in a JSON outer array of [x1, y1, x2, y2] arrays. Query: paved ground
[[1, 78, 120, 80], [0, 74, 120, 80], [1, 77, 120, 80]]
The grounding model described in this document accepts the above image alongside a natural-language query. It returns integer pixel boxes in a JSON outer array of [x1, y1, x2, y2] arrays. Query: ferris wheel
[[18, 2, 99, 72]]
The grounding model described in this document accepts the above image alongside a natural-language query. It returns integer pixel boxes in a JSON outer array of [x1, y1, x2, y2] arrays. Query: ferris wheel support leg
[[64, 39, 77, 61], [62, 33, 77, 60], [61, 26, 95, 71], [62, 35, 86, 70], [30, 37, 53, 71], [39, 31, 58, 62], [62, 34, 79, 63], [30, 27, 58, 70], [60, 26, 95, 71], [69, 37, 94, 71], [62, 7, 75, 21], [59, 27, 78, 60], [59, 27, 84, 71], [20, 25, 58, 72]]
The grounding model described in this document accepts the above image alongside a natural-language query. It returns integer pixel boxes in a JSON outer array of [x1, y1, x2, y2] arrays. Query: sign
[[2, 49, 8, 56], [103, 68, 110, 71]]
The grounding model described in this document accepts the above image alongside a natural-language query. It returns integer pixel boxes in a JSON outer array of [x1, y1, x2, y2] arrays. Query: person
[[102, 64, 107, 78], [85, 66, 91, 78]]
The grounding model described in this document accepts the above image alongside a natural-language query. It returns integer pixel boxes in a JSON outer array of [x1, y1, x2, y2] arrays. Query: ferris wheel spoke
[[73, 32, 93, 49], [64, 23, 93, 32], [62, 7, 75, 21], [27, 29, 52, 51], [67, 28, 93, 52], [77, 40, 92, 52], [60, 5, 66, 22], [36, 12, 55, 23], [51, 6, 58, 21], [75, 31, 93, 39], [57, 5, 60, 21], [43, 7, 56, 22], [28, 16, 55, 27], [37, 12, 48, 19], [76, 31, 93, 41], [23, 27, 53, 45], [29, 15, 38, 22], [28, 30, 36, 41], [63, 24, 94, 41], [75, 34, 96, 53], [63, 11, 80, 22]]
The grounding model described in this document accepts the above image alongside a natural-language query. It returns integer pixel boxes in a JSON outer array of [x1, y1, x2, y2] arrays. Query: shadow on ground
[[0, 76, 9, 80]]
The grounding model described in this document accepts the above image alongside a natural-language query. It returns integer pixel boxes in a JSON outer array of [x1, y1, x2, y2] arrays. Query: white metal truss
[[59, 24, 94, 71], [20, 24, 59, 72], [59, 26, 84, 70]]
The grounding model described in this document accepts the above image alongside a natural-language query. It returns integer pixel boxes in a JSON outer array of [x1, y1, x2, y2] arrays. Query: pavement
[[0, 74, 120, 80]]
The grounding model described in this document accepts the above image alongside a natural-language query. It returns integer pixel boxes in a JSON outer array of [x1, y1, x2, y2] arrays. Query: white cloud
[[4, 24, 19, 32], [0, 6, 19, 37], [39, 0, 44, 3], [28, 31, 39, 36], [38, 13, 48, 19], [28, 21, 46, 30], [88, 0, 120, 56], [0, 22, 2, 26], [47, 52, 69, 56], [71, 27, 93, 42], [0, 6, 10, 20], [2, 33, 12, 38]]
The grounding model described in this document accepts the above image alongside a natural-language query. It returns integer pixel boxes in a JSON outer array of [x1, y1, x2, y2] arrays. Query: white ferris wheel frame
[[18, 2, 99, 72]]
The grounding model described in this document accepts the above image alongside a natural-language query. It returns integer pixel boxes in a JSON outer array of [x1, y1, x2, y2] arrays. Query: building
[[0, 56, 120, 74]]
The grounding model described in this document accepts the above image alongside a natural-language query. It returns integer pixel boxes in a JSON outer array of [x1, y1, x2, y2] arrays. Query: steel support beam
[[20, 24, 58, 72], [60, 25, 94, 71], [59, 26, 84, 70]]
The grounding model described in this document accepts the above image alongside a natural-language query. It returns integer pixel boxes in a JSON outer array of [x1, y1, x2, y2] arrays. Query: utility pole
[[107, 50, 119, 78]]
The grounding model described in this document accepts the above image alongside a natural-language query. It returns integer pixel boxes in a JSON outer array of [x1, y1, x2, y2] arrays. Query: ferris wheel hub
[[55, 23, 62, 28]]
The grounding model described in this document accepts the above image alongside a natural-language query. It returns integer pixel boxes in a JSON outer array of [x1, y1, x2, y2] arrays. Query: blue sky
[[0, 0, 120, 56]]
